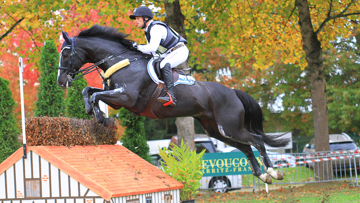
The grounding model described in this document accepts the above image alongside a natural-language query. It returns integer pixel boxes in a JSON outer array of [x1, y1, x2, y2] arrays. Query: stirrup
[[158, 92, 176, 107]]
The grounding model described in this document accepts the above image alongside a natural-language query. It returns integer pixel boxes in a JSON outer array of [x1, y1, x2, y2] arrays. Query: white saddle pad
[[147, 57, 195, 86]]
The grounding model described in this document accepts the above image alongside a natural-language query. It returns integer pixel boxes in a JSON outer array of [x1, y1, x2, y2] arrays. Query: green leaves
[[0, 77, 21, 163], [34, 40, 65, 117], [325, 43, 360, 133], [159, 140, 205, 201], [119, 108, 151, 163], [65, 76, 91, 119]]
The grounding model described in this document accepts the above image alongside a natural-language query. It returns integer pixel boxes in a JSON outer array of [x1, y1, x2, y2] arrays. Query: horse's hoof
[[103, 117, 118, 129], [85, 108, 93, 115], [259, 173, 272, 184], [266, 167, 284, 180], [275, 171, 284, 180]]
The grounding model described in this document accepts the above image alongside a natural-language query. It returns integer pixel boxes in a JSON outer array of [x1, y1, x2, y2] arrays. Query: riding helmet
[[129, 6, 153, 20]]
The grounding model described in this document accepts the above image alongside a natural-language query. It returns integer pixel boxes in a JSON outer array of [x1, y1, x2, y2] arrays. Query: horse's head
[[57, 31, 87, 88], [57, 25, 142, 88]]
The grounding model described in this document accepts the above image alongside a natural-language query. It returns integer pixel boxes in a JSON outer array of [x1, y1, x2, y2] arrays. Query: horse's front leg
[[82, 86, 104, 115], [90, 87, 136, 129]]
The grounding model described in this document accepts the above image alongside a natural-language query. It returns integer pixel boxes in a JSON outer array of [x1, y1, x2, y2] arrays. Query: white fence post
[[19, 57, 26, 158]]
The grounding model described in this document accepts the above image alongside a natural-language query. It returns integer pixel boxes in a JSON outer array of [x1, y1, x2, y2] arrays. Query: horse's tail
[[262, 133, 291, 147], [233, 89, 266, 136], [234, 89, 291, 147]]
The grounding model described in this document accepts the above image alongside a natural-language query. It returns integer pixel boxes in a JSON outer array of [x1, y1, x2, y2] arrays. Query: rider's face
[[135, 16, 144, 28]]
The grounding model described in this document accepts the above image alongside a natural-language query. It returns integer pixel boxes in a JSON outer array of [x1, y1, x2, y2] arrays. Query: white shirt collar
[[144, 20, 154, 32]]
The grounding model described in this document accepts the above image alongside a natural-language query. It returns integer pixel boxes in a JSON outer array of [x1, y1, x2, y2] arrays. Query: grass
[[196, 181, 360, 203], [241, 165, 359, 188], [241, 166, 317, 187]]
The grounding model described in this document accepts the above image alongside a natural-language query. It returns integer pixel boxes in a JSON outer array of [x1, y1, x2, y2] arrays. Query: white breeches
[[160, 43, 189, 69]]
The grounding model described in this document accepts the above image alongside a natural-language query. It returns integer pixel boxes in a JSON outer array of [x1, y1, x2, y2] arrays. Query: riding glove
[[132, 42, 138, 50]]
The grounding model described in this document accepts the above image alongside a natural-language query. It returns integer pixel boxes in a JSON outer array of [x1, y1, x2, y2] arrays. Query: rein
[[71, 49, 129, 82], [59, 46, 129, 82], [59, 37, 148, 87]]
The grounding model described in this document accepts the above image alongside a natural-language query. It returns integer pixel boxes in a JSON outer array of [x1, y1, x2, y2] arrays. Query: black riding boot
[[158, 63, 177, 106]]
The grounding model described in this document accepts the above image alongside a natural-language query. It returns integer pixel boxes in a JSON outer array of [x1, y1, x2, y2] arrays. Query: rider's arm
[[138, 25, 167, 55]]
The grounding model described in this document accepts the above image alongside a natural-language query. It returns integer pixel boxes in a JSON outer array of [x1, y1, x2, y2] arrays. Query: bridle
[[58, 37, 131, 84], [58, 38, 87, 82]]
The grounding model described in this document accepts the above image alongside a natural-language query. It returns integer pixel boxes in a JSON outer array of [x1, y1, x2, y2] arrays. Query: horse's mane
[[78, 25, 134, 48]]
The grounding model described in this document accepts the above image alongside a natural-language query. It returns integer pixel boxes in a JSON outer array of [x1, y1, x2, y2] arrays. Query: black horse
[[57, 25, 289, 184]]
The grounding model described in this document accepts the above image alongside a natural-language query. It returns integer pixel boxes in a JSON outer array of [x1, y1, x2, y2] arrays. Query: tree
[[179, 0, 360, 178], [1, 1, 145, 123], [164, 0, 195, 150], [118, 108, 151, 162], [0, 28, 40, 121], [34, 40, 65, 117], [0, 77, 21, 163], [65, 76, 91, 119], [144, 117, 175, 140], [325, 33, 360, 134], [1, 0, 143, 66], [0, 18, 23, 41]]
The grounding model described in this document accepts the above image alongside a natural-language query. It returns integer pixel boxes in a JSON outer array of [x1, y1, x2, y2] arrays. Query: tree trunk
[[175, 117, 195, 150], [164, 0, 189, 69], [296, 0, 332, 180], [164, 0, 195, 150]]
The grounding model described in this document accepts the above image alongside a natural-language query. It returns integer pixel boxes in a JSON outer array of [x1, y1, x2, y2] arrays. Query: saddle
[[152, 58, 179, 82], [100, 58, 195, 119], [137, 58, 195, 119]]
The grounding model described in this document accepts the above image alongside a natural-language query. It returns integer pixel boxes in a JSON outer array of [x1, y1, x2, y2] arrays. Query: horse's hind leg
[[214, 115, 284, 182], [198, 119, 273, 184], [231, 129, 284, 181], [249, 133, 284, 180], [231, 143, 273, 184]]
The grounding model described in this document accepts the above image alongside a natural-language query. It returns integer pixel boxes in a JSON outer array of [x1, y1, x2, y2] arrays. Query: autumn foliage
[[25, 117, 117, 146], [0, 2, 143, 123]]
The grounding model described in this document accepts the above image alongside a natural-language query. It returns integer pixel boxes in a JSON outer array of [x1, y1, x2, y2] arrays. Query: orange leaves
[[0, 47, 39, 120], [2, 1, 145, 124], [258, 196, 266, 200]]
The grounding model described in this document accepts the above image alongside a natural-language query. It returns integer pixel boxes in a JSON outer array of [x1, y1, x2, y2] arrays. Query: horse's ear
[[62, 31, 71, 45]]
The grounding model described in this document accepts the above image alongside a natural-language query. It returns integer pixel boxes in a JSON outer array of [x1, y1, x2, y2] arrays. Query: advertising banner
[[201, 151, 264, 176]]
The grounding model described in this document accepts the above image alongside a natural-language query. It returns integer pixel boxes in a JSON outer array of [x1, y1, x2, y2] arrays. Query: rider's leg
[[158, 44, 189, 106], [158, 63, 177, 106]]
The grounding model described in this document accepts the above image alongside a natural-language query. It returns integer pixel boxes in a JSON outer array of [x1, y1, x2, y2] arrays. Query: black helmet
[[129, 6, 153, 20]]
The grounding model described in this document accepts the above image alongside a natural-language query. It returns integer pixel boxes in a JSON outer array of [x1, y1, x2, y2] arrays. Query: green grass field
[[196, 181, 360, 203], [241, 166, 317, 187]]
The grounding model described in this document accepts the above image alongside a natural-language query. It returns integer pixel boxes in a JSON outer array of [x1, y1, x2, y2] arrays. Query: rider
[[129, 6, 189, 107]]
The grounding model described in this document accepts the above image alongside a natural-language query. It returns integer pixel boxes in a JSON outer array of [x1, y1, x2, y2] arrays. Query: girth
[[137, 83, 164, 119]]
